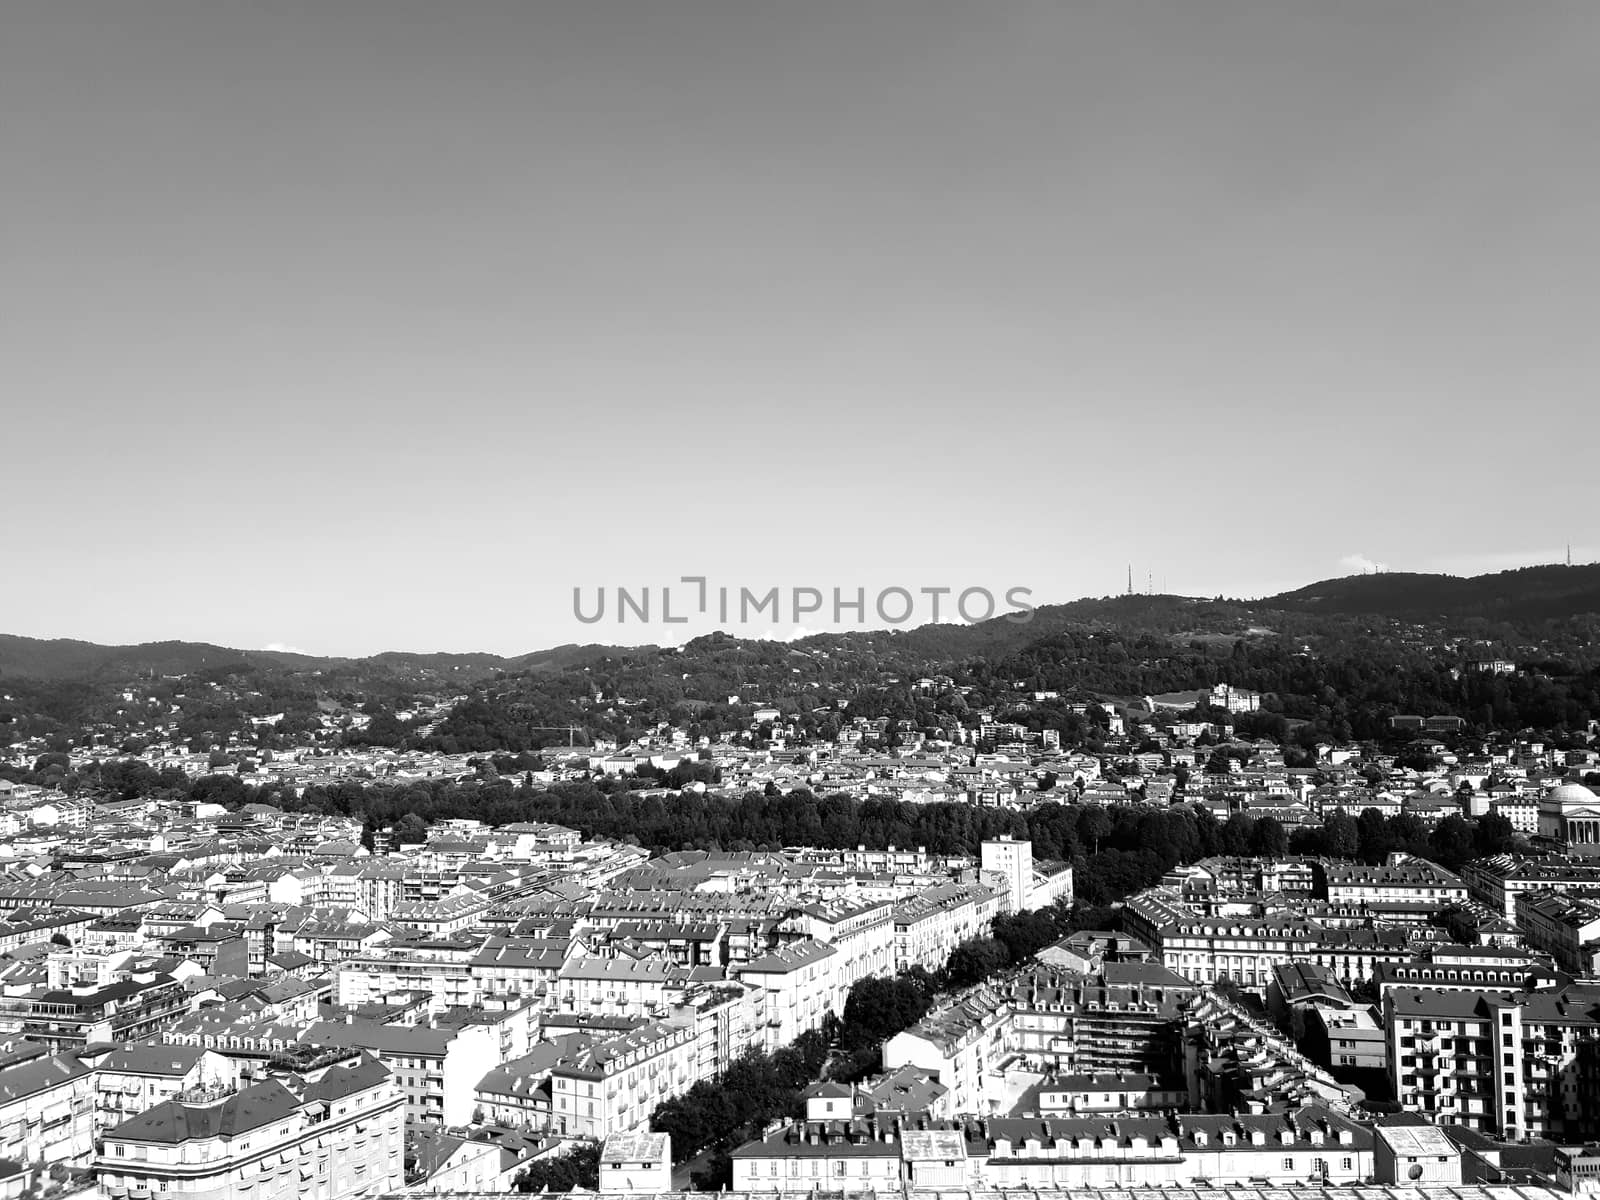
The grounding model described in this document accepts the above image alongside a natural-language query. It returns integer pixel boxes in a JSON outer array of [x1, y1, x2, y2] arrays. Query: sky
[[3, 1, 1597, 656]]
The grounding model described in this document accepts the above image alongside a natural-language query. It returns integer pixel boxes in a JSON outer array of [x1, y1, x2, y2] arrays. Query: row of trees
[[651, 892, 1129, 1191], [650, 1026, 832, 1189], [9, 756, 1528, 901]]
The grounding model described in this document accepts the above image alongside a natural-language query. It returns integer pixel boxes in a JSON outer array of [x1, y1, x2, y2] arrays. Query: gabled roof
[[0, 1054, 91, 1105], [96, 1044, 210, 1078]]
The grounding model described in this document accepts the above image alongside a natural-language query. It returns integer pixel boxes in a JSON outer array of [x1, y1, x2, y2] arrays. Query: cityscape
[[2, 563, 1600, 1199], [5, 3, 1600, 1200]]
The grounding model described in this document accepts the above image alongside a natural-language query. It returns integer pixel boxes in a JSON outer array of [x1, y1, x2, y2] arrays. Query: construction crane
[[526, 725, 585, 747]]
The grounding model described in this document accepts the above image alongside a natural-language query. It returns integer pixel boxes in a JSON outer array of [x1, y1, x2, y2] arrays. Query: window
[[1283, 1158, 1294, 1171], [1341, 1158, 1353, 1171]]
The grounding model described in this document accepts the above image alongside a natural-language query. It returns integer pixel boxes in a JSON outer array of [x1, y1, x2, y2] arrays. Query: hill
[[0, 634, 632, 686], [0, 635, 319, 682], [1265, 563, 1600, 624], [4, 564, 1598, 686]]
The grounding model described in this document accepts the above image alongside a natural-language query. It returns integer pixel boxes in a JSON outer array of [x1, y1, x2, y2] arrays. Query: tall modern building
[[981, 837, 1033, 915]]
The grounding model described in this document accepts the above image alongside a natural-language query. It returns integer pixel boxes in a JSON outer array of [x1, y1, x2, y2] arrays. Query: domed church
[[1537, 781, 1600, 855]]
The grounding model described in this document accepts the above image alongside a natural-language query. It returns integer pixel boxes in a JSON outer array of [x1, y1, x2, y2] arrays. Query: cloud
[[262, 641, 310, 655], [1338, 554, 1387, 576], [761, 625, 821, 643]]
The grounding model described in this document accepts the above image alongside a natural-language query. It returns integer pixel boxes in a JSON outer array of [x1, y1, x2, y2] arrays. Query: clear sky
[[3, 1, 1596, 656]]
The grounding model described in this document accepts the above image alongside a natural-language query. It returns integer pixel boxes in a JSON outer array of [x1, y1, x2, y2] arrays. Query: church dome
[[1545, 781, 1600, 809]]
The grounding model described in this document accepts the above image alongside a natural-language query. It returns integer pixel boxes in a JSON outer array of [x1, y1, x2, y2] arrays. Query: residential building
[[299, 1020, 500, 1129], [1384, 983, 1600, 1141], [82, 1044, 240, 1135], [94, 1051, 404, 1200], [0, 1051, 96, 1169], [550, 1020, 699, 1139]]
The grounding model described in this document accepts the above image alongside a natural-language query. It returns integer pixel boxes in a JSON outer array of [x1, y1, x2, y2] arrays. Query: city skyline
[[5, 2, 1598, 656]]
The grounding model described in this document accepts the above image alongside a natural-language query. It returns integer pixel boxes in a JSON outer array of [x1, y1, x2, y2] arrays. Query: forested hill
[[1266, 563, 1600, 624], [0, 636, 318, 682], [0, 635, 624, 684], [5, 564, 1597, 685]]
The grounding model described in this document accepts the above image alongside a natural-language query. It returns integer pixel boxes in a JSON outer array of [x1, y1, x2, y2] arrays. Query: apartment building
[[557, 956, 682, 1019], [470, 936, 568, 1001], [95, 1052, 404, 1200], [1123, 891, 1411, 991], [333, 941, 478, 1014], [884, 984, 1012, 1116], [1182, 994, 1354, 1113], [1372, 947, 1550, 1001], [0, 973, 190, 1050], [1316, 858, 1466, 906], [472, 1032, 591, 1130], [892, 882, 1003, 973], [0, 1051, 96, 1169], [1384, 983, 1600, 1141], [1461, 853, 1600, 920], [1005, 965, 1198, 1077], [299, 1019, 499, 1129], [1515, 888, 1600, 974], [781, 899, 896, 991], [1306, 1008, 1387, 1072], [82, 1044, 240, 1136], [550, 1019, 699, 1139], [666, 982, 760, 1081], [981, 838, 1033, 915], [1036, 1073, 1187, 1115], [735, 940, 842, 1053], [389, 893, 491, 937], [730, 1107, 1372, 1192]]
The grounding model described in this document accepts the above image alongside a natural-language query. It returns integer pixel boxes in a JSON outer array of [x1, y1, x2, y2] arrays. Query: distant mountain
[[0, 634, 631, 685], [3, 564, 1597, 685], [792, 594, 1249, 667], [1265, 563, 1600, 623], [0, 635, 314, 682]]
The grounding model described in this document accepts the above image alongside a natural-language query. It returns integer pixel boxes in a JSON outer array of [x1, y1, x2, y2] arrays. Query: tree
[[395, 812, 429, 845], [1247, 814, 1288, 858], [1320, 810, 1359, 859], [1428, 815, 1475, 871], [1219, 812, 1254, 856], [1357, 807, 1396, 862], [840, 974, 935, 1052], [1473, 811, 1517, 857], [1077, 806, 1111, 854], [944, 937, 1009, 988], [514, 1142, 599, 1192]]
